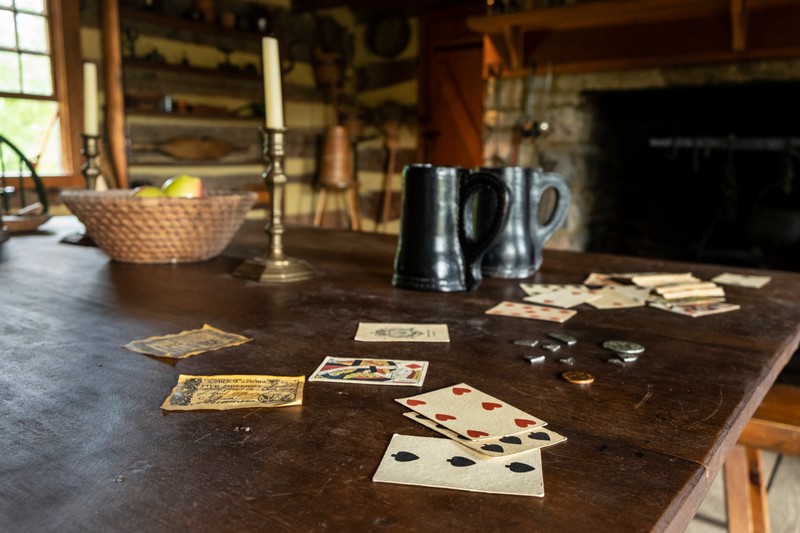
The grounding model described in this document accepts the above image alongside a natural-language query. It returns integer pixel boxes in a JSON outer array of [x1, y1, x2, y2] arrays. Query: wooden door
[[420, 7, 485, 168]]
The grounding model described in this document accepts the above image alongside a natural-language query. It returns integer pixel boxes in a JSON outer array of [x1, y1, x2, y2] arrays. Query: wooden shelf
[[126, 109, 263, 123], [120, 6, 265, 54], [467, 0, 800, 75]]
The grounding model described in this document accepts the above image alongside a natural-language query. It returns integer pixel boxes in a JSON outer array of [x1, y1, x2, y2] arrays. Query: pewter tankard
[[392, 164, 509, 292], [475, 166, 570, 279]]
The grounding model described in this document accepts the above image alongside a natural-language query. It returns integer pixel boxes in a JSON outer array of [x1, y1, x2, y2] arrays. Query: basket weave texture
[[61, 190, 257, 264]]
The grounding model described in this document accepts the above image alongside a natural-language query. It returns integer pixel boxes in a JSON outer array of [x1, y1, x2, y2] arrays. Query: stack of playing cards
[[373, 384, 566, 497]]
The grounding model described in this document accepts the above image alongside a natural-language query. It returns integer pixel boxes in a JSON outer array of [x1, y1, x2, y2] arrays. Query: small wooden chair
[[724, 383, 800, 533]]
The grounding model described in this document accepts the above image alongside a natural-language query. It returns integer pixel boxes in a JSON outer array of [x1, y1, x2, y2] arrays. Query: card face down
[[712, 272, 771, 288], [355, 323, 450, 342], [397, 383, 545, 441], [373, 434, 544, 497], [309, 357, 428, 386]]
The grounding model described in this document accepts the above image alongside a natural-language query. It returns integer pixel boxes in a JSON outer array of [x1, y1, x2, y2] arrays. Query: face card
[[355, 323, 450, 342], [403, 412, 566, 457], [649, 301, 741, 317], [123, 324, 252, 359], [586, 285, 650, 309], [712, 272, 771, 289], [524, 286, 601, 308], [309, 357, 428, 386], [396, 383, 545, 440], [373, 434, 544, 497], [486, 301, 576, 323]]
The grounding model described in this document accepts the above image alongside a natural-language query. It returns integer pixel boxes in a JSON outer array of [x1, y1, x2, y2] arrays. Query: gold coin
[[562, 371, 595, 384]]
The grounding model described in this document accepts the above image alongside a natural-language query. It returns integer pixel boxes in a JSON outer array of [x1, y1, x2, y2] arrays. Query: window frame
[[0, 0, 84, 188]]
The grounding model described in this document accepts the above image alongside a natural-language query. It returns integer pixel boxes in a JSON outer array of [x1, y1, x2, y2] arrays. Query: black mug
[[392, 164, 509, 292], [474, 166, 570, 279]]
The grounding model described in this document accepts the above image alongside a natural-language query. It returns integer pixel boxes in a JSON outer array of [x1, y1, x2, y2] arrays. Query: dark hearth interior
[[586, 83, 800, 272]]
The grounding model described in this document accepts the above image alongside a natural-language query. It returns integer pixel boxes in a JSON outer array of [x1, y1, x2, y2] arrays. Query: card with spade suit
[[396, 383, 545, 441], [309, 357, 428, 386], [373, 434, 544, 497], [403, 412, 566, 457]]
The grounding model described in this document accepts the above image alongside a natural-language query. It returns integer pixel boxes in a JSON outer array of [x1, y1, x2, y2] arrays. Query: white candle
[[83, 62, 99, 136], [262, 37, 284, 129]]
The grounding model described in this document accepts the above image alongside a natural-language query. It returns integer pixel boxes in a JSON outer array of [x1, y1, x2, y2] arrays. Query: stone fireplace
[[489, 57, 800, 273]]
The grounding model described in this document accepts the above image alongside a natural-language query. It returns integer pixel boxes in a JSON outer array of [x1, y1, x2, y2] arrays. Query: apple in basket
[[130, 185, 165, 197], [161, 174, 204, 198]]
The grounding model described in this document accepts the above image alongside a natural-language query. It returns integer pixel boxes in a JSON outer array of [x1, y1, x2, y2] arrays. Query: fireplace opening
[[585, 82, 800, 272]]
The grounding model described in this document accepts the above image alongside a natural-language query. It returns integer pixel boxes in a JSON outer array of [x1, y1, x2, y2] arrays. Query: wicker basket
[[61, 190, 257, 264]]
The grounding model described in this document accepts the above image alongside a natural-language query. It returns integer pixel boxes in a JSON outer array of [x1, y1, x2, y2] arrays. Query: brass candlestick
[[80, 134, 101, 190], [233, 127, 315, 282]]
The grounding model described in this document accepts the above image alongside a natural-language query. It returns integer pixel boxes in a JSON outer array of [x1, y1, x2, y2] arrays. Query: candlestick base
[[233, 256, 315, 283]]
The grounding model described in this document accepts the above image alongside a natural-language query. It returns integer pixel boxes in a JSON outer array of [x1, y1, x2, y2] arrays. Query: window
[[0, 0, 82, 186]]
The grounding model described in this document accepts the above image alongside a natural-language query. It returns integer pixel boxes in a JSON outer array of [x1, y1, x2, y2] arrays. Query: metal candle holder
[[80, 134, 101, 190], [233, 127, 315, 282]]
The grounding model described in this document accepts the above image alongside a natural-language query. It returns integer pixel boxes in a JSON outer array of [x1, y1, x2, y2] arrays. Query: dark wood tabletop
[[2, 217, 799, 532]]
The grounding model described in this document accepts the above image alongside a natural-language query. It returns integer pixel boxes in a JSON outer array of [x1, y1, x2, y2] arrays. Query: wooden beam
[[731, 0, 749, 51], [100, 0, 128, 188]]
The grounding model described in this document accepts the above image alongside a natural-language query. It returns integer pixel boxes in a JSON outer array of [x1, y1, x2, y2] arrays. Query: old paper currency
[[123, 324, 251, 359], [161, 374, 304, 411]]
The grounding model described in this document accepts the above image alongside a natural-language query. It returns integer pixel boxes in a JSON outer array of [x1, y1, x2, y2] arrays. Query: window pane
[[16, 13, 48, 53], [0, 51, 20, 92], [0, 1, 13, 9], [20, 52, 51, 95], [0, 98, 62, 175], [15, 0, 45, 13], [0, 9, 16, 48]]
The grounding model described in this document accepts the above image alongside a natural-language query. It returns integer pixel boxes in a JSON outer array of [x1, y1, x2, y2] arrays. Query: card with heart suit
[[485, 301, 576, 323], [396, 383, 545, 441], [373, 434, 544, 497], [309, 357, 428, 386], [712, 272, 771, 289], [586, 285, 650, 309], [582, 273, 623, 287], [524, 286, 601, 308], [403, 412, 566, 457], [519, 283, 586, 297], [649, 301, 741, 317], [355, 323, 449, 342]]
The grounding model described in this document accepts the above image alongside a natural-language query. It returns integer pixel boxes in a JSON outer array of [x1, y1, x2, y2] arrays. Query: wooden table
[[2, 217, 799, 532]]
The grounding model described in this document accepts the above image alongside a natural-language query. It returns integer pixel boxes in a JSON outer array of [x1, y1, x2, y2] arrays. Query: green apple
[[130, 185, 166, 198], [161, 174, 203, 198]]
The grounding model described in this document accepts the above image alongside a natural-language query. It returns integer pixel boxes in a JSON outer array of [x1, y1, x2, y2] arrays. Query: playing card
[[396, 383, 545, 441], [586, 285, 650, 309], [582, 273, 622, 287], [403, 412, 566, 457], [309, 357, 428, 386], [355, 323, 450, 342], [649, 301, 741, 317], [123, 324, 252, 359], [524, 286, 601, 308], [611, 272, 700, 287], [519, 283, 585, 297], [712, 272, 771, 289], [485, 301, 576, 323], [373, 434, 544, 497]]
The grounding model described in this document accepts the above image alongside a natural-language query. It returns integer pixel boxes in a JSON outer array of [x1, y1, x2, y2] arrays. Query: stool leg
[[725, 444, 771, 533], [313, 188, 327, 227], [347, 186, 361, 231]]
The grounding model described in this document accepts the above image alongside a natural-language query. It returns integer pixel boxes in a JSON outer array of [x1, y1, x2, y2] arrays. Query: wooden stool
[[313, 125, 361, 230], [724, 383, 800, 533]]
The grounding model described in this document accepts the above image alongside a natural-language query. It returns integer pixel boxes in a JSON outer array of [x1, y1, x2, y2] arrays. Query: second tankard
[[474, 166, 570, 279]]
